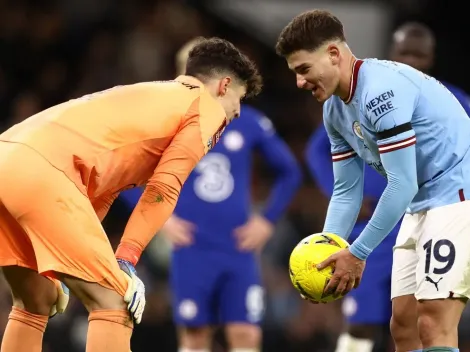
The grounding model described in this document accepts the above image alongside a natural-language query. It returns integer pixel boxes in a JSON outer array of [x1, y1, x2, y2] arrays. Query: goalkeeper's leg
[[60, 274, 133, 352], [0, 149, 135, 352], [1, 266, 56, 352]]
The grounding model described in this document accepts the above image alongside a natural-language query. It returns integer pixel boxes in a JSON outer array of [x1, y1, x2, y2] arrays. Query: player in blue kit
[[389, 22, 470, 115], [120, 38, 301, 352], [306, 125, 399, 352], [277, 10, 470, 352]]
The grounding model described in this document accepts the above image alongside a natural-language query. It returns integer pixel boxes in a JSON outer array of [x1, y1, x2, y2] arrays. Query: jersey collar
[[343, 59, 364, 104], [175, 75, 204, 88]]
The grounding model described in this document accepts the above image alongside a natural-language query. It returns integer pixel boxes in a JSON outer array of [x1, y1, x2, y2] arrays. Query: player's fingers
[[237, 232, 258, 249], [178, 219, 196, 232], [123, 276, 134, 303], [179, 233, 193, 245], [353, 275, 361, 289], [232, 229, 242, 239], [171, 232, 193, 246], [174, 223, 193, 237], [334, 274, 349, 297], [238, 237, 255, 251], [354, 266, 364, 288], [316, 254, 336, 270], [233, 226, 249, 238], [135, 298, 146, 324], [346, 276, 355, 294], [324, 274, 340, 295]]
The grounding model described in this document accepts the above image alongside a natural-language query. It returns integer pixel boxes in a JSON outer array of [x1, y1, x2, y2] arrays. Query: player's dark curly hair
[[276, 10, 346, 57], [185, 37, 262, 99]]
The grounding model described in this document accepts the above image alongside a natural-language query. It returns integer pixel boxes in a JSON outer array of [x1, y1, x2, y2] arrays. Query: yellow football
[[289, 233, 350, 303]]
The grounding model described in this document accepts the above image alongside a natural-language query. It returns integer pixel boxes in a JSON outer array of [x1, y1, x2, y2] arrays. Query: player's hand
[[117, 259, 146, 324], [49, 279, 70, 318], [317, 248, 365, 297], [234, 214, 274, 252], [161, 215, 195, 247]]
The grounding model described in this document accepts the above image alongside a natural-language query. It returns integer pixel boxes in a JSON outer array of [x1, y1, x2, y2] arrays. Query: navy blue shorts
[[171, 247, 264, 327]]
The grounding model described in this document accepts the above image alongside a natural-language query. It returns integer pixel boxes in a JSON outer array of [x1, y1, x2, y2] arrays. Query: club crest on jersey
[[207, 120, 227, 150], [352, 121, 364, 140]]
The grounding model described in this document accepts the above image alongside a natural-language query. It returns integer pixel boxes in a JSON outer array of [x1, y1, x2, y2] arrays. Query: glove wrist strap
[[115, 243, 141, 266]]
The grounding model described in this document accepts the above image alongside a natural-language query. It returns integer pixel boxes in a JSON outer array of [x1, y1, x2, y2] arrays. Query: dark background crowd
[[0, 0, 469, 351]]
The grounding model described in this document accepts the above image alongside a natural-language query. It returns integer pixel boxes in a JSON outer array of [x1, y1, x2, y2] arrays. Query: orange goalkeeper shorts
[[0, 142, 127, 296]]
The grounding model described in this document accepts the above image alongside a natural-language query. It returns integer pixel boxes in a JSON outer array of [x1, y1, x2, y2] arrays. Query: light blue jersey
[[323, 59, 470, 260]]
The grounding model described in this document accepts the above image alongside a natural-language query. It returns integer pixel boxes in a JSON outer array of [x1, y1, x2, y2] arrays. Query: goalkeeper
[[0, 37, 261, 352]]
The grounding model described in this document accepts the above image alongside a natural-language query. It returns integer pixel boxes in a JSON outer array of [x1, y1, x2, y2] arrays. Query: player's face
[[389, 36, 434, 73], [287, 48, 340, 103], [217, 78, 246, 122]]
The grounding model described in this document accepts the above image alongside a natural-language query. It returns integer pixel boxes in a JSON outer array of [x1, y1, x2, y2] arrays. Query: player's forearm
[[116, 181, 180, 265], [323, 157, 364, 239], [263, 177, 301, 222], [262, 165, 302, 222], [349, 145, 418, 260]]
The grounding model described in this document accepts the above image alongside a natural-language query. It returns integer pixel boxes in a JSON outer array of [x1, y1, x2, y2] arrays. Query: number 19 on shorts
[[423, 239, 455, 275]]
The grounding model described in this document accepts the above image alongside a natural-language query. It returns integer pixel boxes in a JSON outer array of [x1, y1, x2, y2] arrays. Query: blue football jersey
[[173, 105, 301, 252], [325, 58, 470, 213]]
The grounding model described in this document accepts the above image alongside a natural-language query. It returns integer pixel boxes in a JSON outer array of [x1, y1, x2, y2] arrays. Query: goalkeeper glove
[[49, 279, 70, 318], [117, 259, 146, 324]]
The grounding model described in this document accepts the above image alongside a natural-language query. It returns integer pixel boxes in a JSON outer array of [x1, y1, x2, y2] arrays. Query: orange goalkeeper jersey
[[0, 75, 227, 263]]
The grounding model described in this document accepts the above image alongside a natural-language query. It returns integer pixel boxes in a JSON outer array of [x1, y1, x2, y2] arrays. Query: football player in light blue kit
[[306, 125, 399, 352], [122, 38, 302, 352], [305, 21, 470, 352], [276, 9, 470, 352]]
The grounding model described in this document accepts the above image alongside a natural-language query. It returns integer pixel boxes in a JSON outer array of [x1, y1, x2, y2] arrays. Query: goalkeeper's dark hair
[[185, 37, 262, 99], [276, 10, 346, 57]]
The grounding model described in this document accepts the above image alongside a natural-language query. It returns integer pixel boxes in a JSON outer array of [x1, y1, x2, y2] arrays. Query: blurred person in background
[[121, 37, 301, 352], [389, 22, 470, 114], [305, 125, 399, 352]]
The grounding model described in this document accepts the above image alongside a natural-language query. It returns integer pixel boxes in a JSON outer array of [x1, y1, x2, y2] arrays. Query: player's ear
[[217, 77, 231, 97], [327, 44, 340, 65]]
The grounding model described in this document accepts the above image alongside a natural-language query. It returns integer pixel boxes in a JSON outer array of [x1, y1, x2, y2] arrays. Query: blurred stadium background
[[0, 0, 469, 351]]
